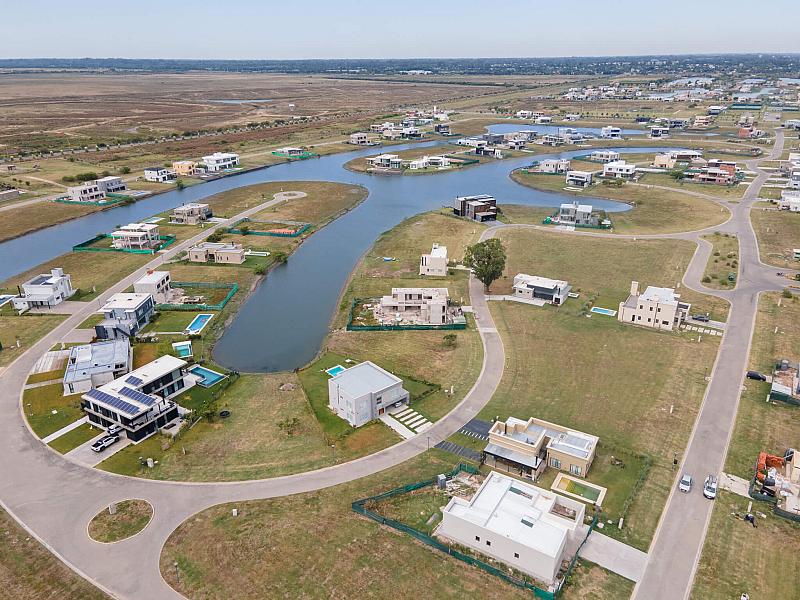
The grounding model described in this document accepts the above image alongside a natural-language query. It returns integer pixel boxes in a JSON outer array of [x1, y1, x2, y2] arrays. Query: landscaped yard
[[510, 169, 729, 234], [692, 491, 800, 600], [48, 422, 100, 454], [701, 232, 739, 289], [88, 500, 153, 543], [750, 208, 800, 268], [22, 383, 85, 439], [0, 314, 67, 367]]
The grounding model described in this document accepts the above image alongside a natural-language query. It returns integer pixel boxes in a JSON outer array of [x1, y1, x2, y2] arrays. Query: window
[[514, 552, 519, 559], [550, 457, 561, 469], [570, 464, 582, 476], [486, 540, 491, 547], [475, 535, 480, 542]]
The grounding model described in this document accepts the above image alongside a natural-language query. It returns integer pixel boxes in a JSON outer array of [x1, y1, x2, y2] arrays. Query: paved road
[[0, 131, 795, 599]]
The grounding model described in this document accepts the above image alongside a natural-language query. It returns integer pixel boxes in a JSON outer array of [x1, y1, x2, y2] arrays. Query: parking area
[[65, 432, 132, 467]]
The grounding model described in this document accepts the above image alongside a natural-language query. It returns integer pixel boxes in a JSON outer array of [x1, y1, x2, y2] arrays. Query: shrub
[[782, 288, 793, 299]]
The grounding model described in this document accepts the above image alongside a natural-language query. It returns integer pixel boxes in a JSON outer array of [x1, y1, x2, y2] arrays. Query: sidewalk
[[578, 530, 648, 582]]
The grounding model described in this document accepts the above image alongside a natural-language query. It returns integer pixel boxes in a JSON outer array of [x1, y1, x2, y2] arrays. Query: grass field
[[510, 170, 729, 234], [638, 172, 747, 199], [0, 200, 104, 243], [750, 208, 800, 268], [48, 422, 100, 454], [692, 492, 800, 600], [88, 500, 153, 543], [701, 232, 739, 289], [22, 383, 85, 439], [0, 507, 108, 600], [0, 314, 67, 367]]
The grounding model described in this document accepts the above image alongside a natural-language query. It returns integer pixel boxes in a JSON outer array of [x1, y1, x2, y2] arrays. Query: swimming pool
[[590, 307, 617, 317], [326, 365, 346, 377], [185, 313, 214, 334], [171, 341, 193, 358], [189, 365, 226, 387]]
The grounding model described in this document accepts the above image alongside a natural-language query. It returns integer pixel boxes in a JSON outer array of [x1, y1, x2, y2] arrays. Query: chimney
[[630, 281, 639, 296]]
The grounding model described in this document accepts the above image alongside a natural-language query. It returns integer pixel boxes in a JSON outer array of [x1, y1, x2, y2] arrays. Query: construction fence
[[73, 234, 176, 254], [347, 299, 467, 331], [155, 281, 238, 311], [228, 217, 311, 238]]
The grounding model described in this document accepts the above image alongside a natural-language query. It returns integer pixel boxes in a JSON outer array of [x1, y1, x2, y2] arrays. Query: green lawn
[[639, 172, 747, 199], [26, 367, 65, 384], [0, 314, 68, 367], [700, 232, 739, 289], [23, 383, 85, 439], [88, 500, 153, 543], [750, 208, 800, 268], [48, 422, 100, 454], [562, 560, 634, 600]]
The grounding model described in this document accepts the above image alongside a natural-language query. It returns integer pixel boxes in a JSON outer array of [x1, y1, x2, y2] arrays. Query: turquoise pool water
[[172, 342, 193, 358], [185, 313, 213, 334], [326, 365, 346, 377], [189, 365, 226, 387], [590, 307, 617, 316]]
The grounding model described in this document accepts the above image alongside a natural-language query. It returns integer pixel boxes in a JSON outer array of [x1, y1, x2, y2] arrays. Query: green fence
[[444, 155, 480, 166], [228, 217, 311, 238], [542, 213, 612, 230], [352, 463, 594, 598], [72, 234, 176, 254], [155, 281, 238, 311], [747, 465, 800, 522], [347, 299, 467, 331], [55, 194, 129, 207], [271, 150, 318, 159]]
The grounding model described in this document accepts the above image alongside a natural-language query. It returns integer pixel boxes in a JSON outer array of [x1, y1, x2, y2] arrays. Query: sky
[[2, 0, 799, 59]]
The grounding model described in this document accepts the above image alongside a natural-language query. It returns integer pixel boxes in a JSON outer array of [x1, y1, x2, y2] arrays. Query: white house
[[349, 132, 369, 145], [408, 155, 451, 170], [202, 152, 240, 172], [81, 355, 193, 442], [600, 126, 622, 139], [565, 170, 593, 188], [649, 126, 670, 138], [779, 190, 800, 212], [143, 167, 177, 183], [380, 287, 449, 325], [328, 361, 410, 427], [367, 154, 403, 170], [603, 160, 636, 179], [111, 223, 161, 250], [170, 202, 212, 225], [11, 268, 75, 310], [617, 281, 691, 331], [537, 159, 570, 174], [67, 182, 106, 203], [513, 274, 571, 305], [556, 201, 595, 226], [63, 339, 132, 396], [95, 176, 127, 193], [419, 243, 448, 276], [95, 293, 156, 340], [437, 471, 585, 586], [133, 270, 172, 304], [589, 150, 620, 163]]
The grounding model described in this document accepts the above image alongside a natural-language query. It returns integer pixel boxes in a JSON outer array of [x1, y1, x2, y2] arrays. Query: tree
[[175, 179, 185, 190], [277, 417, 301, 436], [443, 333, 458, 348], [464, 238, 506, 292], [119, 166, 131, 174]]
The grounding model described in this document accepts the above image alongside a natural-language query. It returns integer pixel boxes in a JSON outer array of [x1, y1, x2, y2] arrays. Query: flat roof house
[[770, 359, 800, 404], [366, 154, 403, 170], [434, 122, 451, 135], [653, 153, 677, 169], [172, 161, 199, 176], [649, 126, 670, 138], [187, 241, 245, 264], [349, 132, 369, 145], [380, 287, 449, 325], [692, 166, 734, 185], [437, 471, 585, 587], [603, 160, 636, 179], [512, 274, 571, 306], [565, 170, 593, 188], [95, 176, 127, 194], [67, 182, 106, 203], [63, 338, 132, 396], [133, 270, 171, 304], [328, 361, 409, 427], [202, 152, 240, 172], [170, 202, 212, 225], [453, 194, 498, 221], [95, 293, 155, 340], [81, 355, 193, 441], [556, 201, 595, 226], [589, 150, 620, 163], [484, 416, 598, 479], [111, 223, 161, 250], [11, 267, 75, 310], [538, 159, 570, 174], [419, 243, 448, 277], [143, 167, 177, 183], [618, 280, 690, 331], [600, 126, 622, 139]]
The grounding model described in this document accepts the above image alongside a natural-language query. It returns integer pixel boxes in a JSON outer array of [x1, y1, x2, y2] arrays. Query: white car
[[703, 475, 718, 499], [679, 473, 693, 493]]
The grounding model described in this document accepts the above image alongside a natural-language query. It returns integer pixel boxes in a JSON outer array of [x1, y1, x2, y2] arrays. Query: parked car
[[692, 314, 710, 323], [703, 475, 718, 499], [91, 435, 119, 453], [679, 473, 693, 493], [107, 424, 122, 435], [746, 371, 767, 381]]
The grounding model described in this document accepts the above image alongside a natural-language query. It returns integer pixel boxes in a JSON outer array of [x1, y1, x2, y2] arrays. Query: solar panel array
[[125, 375, 143, 385], [86, 388, 141, 416], [119, 386, 156, 407]]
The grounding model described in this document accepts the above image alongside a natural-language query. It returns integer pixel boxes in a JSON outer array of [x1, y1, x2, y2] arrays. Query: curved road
[[0, 130, 794, 599]]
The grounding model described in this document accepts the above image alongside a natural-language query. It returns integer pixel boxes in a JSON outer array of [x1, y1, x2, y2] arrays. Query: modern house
[[133, 270, 172, 304], [62, 339, 132, 396], [669, 149, 704, 161], [11, 267, 75, 310], [349, 132, 369, 145], [600, 126, 622, 139], [402, 126, 421, 138], [537, 159, 570, 174], [170, 203, 212, 225], [692, 166, 734, 185], [565, 171, 593, 188], [366, 154, 403, 170], [111, 223, 161, 250], [67, 182, 106, 203], [172, 161, 200, 176], [434, 123, 451, 135], [649, 126, 670, 138], [483, 416, 599, 479], [419, 243, 448, 277], [143, 167, 177, 183], [380, 287, 449, 325], [589, 150, 620, 163], [328, 361, 410, 427], [540, 134, 565, 146], [94, 176, 127, 194], [475, 145, 503, 158], [617, 281, 690, 331], [512, 274, 571, 305], [453, 194, 498, 221], [202, 152, 240, 172], [603, 160, 636, 179], [653, 154, 677, 169], [95, 293, 155, 340], [187, 241, 246, 264], [556, 201, 595, 226], [437, 471, 586, 586], [770, 359, 800, 404], [80, 355, 193, 442]]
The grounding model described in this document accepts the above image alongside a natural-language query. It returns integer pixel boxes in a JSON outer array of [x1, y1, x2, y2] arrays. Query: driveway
[[65, 434, 132, 468]]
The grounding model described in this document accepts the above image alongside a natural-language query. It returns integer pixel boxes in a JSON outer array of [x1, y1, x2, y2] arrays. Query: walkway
[[578, 531, 649, 583]]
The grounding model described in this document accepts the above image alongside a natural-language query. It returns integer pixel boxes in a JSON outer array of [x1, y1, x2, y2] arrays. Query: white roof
[[330, 361, 402, 397], [118, 223, 158, 232], [391, 287, 449, 297], [514, 274, 568, 290], [203, 152, 239, 160], [444, 472, 573, 558], [135, 271, 169, 285], [559, 202, 592, 213], [428, 244, 447, 258], [640, 286, 679, 305], [100, 293, 152, 311], [567, 170, 592, 176], [63, 339, 130, 384]]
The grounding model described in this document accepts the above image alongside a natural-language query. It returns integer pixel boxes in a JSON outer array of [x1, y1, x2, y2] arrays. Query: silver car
[[703, 475, 718, 499], [679, 473, 692, 493]]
